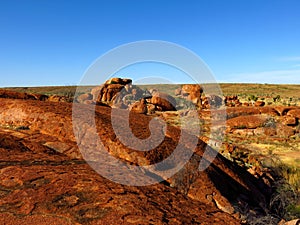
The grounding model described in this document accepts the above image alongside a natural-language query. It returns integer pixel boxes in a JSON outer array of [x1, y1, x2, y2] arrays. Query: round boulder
[[150, 92, 176, 111], [130, 99, 148, 114]]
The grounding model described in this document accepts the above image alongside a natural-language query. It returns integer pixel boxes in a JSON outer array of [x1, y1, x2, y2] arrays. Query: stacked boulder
[[93, 78, 134, 106], [82, 78, 177, 114], [175, 84, 223, 109], [148, 91, 176, 111], [180, 84, 203, 108]]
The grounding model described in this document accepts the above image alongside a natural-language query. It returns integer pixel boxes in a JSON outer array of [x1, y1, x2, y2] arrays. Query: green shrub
[[248, 94, 258, 102]]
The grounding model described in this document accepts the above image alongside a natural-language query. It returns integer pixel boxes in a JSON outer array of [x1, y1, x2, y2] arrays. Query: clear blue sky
[[1, 0, 300, 87]]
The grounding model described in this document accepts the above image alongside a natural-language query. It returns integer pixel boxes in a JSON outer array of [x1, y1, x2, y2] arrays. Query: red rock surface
[[274, 106, 295, 116], [180, 84, 203, 107], [130, 99, 148, 114], [280, 116, 297, 126], [254, 101, 265, 107], [76, 93, 93, 104], [226, 107, 261, 118], [226, 115, 269, 129], [0, 98, 276, 224], [0, 148, 238, 224], [258, 107, 279, 116], [287, 109, 300, 119], [149, 92, 176, 111], [276, 123, 295, 137]]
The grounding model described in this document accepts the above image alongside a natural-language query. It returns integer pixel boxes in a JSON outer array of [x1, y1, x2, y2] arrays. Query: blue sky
[[1, 0, 300, 87]]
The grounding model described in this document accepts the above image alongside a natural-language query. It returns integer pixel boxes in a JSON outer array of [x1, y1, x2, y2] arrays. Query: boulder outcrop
[[255, 101, 265, 107], [180, 84, 203, 107], [226, 115, 270, 129], [0, 98, 275, 224], [0, 131, 239, 224], [129, 98, 148, 114], [90, 78, 133, 106], [149, 92, 176, 111], [89, 78, 178, 113], [287, 109, 300, 119], [76, 93, 93, 104]]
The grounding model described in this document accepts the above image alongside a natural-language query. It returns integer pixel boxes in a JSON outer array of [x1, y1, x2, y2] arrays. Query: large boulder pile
[[93, 78, 134, 105], [180, 84, 203, 108], [129, 98, 148, 114], [148, 91, 176, 111], [80, 78, 177, 114], [175, 84, 224, 109]]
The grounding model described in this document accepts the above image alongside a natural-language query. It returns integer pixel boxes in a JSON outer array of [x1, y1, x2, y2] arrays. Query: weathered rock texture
[[176, 85, 227, 109], [91, 78, 135, 106], [0, 97, 276, 224], [226, 115, 270, 129], [88, 78, 178, 113], [180, 84, 203, 108], [148, 92, 176, 111], [223, 106, 299, 138]]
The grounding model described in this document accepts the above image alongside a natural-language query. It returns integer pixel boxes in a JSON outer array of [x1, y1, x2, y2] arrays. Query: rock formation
[[90, 78, 133, 106], [255, 100, 265, 107], [0, 97, 279, 223], [175, 85, 225, 109], [76, 93, 93, 104], [88, 78, 177, 113], [129, 98, 148, 114], [180, 84, 203, 108], [148, 92, 176, 111]]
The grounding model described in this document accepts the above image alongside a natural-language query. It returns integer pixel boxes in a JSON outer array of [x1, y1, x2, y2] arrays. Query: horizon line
[[1, 82, 300, 88]]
